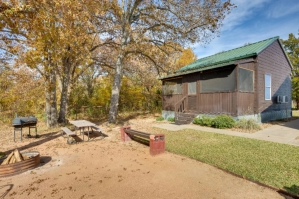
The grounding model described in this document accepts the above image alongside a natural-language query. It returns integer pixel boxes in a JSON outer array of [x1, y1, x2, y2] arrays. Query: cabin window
[[188, 81, 197, 94], [163, 78, 182, 95], [200, 66, 236, 93], [238, 68, 254, 92], [265, 74, 271, 100]]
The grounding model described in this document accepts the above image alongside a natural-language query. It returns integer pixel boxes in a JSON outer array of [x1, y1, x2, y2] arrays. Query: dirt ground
[[0, 116, 288, 199]]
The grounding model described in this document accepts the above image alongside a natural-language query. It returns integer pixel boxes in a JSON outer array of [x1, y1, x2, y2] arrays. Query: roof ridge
[[195, 36, 279, 62]]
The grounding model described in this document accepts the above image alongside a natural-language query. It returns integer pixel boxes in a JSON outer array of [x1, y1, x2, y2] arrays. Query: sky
[[193, 0, 299, 59]]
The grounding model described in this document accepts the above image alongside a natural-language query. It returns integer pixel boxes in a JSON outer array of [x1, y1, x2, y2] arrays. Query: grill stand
[[14, 125, 37, 142]]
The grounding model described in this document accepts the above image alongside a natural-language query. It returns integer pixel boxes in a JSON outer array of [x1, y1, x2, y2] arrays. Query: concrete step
[[177, 113, 197, 118], [175, 112, 198, 125], [175, 117, 194, 125], [175, 120, 191, 125]]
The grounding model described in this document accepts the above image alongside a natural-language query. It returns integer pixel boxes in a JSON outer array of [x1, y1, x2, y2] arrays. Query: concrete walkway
[[153, 119, 299, 146]]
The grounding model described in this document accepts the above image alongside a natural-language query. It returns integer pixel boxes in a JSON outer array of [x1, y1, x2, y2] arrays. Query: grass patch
[[0, 152, 5, 158], [235, 119, 262, 132], [167, 117, 175, 122], [152, 128, 299, 195], [156, 117, 164, 121], [292, 110, 299, 118]]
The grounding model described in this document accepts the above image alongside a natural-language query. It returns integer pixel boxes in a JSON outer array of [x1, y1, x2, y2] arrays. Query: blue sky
[[193, 0, 299, 58]]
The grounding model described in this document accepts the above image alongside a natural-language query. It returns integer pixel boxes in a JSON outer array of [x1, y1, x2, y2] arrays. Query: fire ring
[[0, 151, 40, 177]]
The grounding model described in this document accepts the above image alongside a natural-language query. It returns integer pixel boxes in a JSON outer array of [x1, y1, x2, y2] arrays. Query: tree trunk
[[58, 59, 71, 123], [108, 27, 129, 123], [45, 69, 58, 127], [108, 52, 124, 123]]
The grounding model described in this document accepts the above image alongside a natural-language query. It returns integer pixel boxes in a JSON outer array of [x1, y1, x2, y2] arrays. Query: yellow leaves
[[175, 48, 197, 70], [0, 66, 44, 116]]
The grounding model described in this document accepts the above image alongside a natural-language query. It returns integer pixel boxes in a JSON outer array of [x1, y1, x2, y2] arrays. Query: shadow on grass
[[4, 131, 61, 155], [0, 184, 13, 198], [278, 185, 299, 199]]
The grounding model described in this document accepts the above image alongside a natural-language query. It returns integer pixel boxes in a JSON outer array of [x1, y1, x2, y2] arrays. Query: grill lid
[[12, 116, 38, 127]]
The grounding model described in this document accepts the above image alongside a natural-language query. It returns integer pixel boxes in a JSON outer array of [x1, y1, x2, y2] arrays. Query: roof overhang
[[159, 60, 237, 80]]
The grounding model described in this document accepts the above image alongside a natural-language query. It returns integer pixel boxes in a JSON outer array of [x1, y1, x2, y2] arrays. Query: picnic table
[[69, 120, 97, 141]]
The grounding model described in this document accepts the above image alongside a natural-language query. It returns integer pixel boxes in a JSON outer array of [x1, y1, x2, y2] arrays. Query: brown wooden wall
[[198, 92, 237, 115], [162, 94, 183, 111], [256, 40, 292, 113]]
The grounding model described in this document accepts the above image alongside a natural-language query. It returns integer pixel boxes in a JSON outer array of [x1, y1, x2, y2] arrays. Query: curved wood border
[[0, 151, 40, 177]]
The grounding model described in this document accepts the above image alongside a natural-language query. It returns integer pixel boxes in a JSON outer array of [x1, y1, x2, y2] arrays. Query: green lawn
[[151, 128, 299, 195], [292, 110, 299, 118]]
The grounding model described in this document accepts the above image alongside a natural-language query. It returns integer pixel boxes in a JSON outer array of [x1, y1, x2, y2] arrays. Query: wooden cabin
[[160, 37, 292, 124]]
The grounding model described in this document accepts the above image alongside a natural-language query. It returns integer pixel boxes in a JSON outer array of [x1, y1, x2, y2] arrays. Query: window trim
[[265, 74, 271, 100]]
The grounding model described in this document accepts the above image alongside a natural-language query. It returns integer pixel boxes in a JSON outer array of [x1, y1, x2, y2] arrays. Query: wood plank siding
[[256, 40, 292, 113], [198, 92, 237, 116], [162, 94, 183, 111], [237, 92, 255, 115]]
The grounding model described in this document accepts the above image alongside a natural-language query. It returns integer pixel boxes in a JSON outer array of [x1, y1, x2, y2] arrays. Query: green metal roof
[[160, 36, 282, 80], [178, 36, 279, 72]]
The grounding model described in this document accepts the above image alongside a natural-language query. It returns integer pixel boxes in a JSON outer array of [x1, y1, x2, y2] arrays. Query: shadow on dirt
[[0, 184, 13, 198], [4, 131, 61, 155]]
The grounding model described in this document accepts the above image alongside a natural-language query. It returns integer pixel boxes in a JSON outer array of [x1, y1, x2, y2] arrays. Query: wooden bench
[[61, 127, 76, 144], [91, 126, 101, 132], [121, 127, 165, 155]]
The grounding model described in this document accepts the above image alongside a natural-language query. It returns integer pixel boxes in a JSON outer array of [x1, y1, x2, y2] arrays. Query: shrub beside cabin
[[160, 37, 292, 124]]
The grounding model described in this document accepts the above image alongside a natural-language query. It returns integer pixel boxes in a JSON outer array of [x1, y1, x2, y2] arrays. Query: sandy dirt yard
[[0, 116, 288, 199]]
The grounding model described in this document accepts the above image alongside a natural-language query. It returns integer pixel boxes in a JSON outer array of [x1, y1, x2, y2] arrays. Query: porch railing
[[174, 96, 187, 120]]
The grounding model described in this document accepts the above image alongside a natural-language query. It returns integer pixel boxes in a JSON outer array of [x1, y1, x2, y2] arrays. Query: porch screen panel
[[200, 67, 236, 93], [163, 78, 182, 95], [188, 81, 197, 94], [238, 68, 254, 92]]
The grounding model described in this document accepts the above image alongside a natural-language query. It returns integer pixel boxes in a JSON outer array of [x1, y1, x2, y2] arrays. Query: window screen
[[163, 78, 182, 95], [238, 68, 254, 92], [265, 74, 271, 100], [200, 67, 236, 93], [188, 82, 196, 94]]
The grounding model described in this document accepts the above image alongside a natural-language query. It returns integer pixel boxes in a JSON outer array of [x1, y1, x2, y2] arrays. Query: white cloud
[[221, 0, 270, 31], [266, 0, 299, 18]]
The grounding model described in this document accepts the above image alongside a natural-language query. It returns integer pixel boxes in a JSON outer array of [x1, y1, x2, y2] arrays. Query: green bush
[[235, 118, 262, 131], [193, 118, 201, 125], [212, 114, 235, 129], [167, 117, 175, 122], [156, 116, 164, 121], [193, 116, 213, 127]]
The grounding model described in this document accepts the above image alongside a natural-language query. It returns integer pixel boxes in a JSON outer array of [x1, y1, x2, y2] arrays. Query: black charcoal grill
[[12, 115, 38, 141]]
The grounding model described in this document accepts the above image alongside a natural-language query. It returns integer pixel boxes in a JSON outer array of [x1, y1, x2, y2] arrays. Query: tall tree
[[282, 32, 299, 109], [175, 48, 197, 71], [1, 0, 101, 126], [94, 0, 234, 123]]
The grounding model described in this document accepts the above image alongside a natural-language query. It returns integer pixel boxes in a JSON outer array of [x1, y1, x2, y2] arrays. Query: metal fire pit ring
[[0, 151, 40, 177]]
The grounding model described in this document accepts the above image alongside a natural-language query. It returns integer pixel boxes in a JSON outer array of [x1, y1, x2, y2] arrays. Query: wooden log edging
[[0, 151, 40, 177]]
